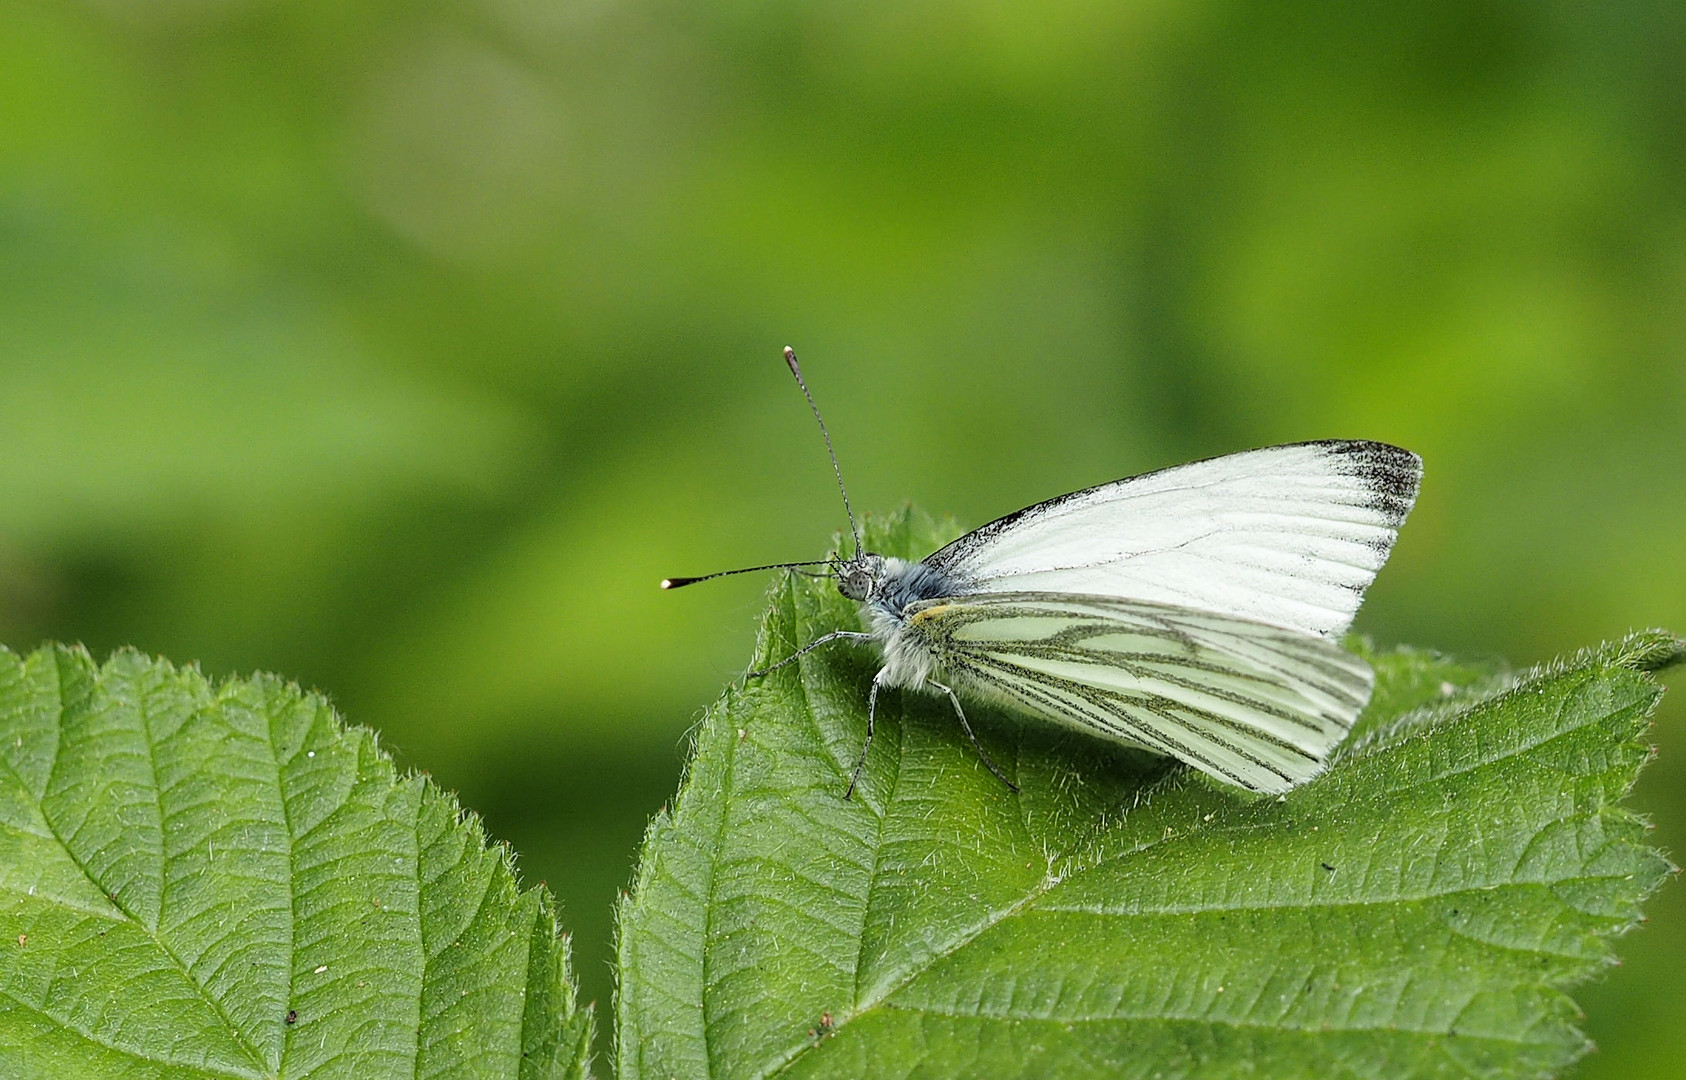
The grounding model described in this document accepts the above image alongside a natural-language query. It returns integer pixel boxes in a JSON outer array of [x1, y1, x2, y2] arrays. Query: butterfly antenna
[[784, 346, 862, 559], [660, 559, 835, 590]]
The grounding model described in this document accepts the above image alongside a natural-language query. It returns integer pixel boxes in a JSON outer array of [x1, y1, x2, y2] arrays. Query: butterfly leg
[[747, 631, 875, 679], [929, 679, 1020, 794], [843, 670, 885, 801]]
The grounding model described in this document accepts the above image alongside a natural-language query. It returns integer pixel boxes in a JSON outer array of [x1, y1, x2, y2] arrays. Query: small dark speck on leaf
[[285, 1010, 297, 1025], [1320, 863, 1336, 872]]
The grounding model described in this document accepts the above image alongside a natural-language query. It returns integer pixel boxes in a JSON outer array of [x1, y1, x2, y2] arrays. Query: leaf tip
[[1612, 630, 1686, 674]]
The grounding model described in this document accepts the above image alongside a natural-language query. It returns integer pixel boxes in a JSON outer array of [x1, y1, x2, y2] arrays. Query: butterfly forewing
[[922, 440, 1421, 639], [907, 593, 1374, 793]]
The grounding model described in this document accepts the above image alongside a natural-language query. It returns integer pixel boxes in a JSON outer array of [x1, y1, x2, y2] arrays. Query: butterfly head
[[834, 553, 885, 601]]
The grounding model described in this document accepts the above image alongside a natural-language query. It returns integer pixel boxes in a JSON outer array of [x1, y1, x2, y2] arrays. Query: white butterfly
[[665, 348, 1420, 797]]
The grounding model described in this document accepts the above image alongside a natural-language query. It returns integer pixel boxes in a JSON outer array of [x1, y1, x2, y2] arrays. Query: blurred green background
[[2, 0, 1683, 1072]]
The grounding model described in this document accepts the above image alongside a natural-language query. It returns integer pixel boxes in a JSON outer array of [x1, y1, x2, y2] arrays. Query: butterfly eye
[[836, 564, 873, 601]]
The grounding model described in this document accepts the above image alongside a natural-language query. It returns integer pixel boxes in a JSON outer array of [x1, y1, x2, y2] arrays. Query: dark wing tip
[[1315, 439, 1422, 524]]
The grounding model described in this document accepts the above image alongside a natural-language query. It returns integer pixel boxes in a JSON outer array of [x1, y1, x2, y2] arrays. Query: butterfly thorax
[[838, 554, 957, 689]]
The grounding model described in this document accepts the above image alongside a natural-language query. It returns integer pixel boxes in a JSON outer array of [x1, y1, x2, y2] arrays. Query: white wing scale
[[922, 440, 1421, 638]]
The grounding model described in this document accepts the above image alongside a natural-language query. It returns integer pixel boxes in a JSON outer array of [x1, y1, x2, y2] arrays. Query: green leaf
[[0, 644, 593, 1080], [615, 507, 1675, 1080]]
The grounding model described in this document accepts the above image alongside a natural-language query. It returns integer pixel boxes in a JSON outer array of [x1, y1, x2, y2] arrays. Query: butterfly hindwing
[[904, 592, 1374, 793]]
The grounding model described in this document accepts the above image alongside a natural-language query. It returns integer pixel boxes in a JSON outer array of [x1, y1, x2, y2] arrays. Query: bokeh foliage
[[0, 0, 1681, 1072]]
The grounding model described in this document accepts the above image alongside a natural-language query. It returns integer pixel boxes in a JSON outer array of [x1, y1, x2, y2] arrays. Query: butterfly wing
[[907, 592, 1372, 793], [923, 440, 1420, 638]]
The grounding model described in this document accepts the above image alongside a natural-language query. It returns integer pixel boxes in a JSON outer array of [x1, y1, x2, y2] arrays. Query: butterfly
[[664, 348, 1421, 798]]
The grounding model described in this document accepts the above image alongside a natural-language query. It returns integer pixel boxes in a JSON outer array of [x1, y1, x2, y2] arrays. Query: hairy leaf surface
[[617, 509, 1676, 1080], [0, 645, 593, 1080]]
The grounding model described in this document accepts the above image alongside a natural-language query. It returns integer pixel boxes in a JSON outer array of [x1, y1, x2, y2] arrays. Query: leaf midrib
[[263, 687, 301, 1079], [871, 999, 1566, 1043]]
